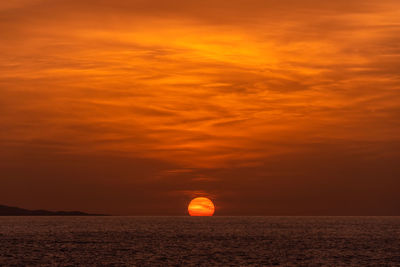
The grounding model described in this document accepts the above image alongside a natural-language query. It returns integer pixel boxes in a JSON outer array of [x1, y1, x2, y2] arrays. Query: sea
[[0, 216, 399, 266]]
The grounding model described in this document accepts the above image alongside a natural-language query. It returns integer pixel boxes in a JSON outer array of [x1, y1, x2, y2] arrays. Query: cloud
[[1, 0, 399, 214]]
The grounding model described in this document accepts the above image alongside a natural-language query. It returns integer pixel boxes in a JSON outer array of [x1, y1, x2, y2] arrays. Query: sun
[[188, 197, 215, 216]]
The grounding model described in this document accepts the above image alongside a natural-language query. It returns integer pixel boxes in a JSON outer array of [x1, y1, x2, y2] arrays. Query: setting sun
[[188, 197, 215, 216]]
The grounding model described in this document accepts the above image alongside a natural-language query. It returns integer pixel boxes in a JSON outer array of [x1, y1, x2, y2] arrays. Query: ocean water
[[0, 216, 399, 266]]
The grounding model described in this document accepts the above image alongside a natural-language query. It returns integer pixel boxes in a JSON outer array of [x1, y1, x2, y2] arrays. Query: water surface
[[1, 216, 399, 266]]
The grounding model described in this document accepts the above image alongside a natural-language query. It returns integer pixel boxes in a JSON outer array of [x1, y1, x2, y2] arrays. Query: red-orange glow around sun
[[188, 197, 215, 216]]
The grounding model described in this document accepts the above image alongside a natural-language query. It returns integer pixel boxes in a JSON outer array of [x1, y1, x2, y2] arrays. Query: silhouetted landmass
[[0, 204, 106, 216]]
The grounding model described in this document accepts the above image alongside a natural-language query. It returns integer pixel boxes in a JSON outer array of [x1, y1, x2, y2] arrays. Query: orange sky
[[1, 0, 400, 215]]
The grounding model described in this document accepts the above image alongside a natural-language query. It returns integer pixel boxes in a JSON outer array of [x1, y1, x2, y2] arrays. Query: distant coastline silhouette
[[0, 204, 106, 216]]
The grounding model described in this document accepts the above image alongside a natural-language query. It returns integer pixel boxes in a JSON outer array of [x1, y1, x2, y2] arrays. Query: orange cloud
[[1, 0, 399, 214]]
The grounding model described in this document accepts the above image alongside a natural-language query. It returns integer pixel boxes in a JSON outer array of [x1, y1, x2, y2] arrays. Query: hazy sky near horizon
[[1, 0, 400, 215]]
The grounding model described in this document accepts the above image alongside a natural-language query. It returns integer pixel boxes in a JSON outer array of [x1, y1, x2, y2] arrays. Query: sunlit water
[[1, 216, 399, 266]]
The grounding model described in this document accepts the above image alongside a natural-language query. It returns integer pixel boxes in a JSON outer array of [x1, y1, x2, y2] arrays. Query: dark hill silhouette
[[0, 204, 106, 216]]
